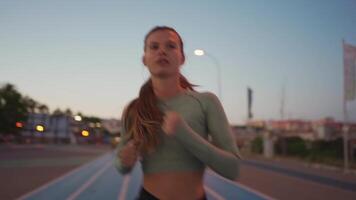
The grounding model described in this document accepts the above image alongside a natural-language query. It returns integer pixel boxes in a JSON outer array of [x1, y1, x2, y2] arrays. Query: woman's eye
[[150, 45, 158, 50], [168, 44, 177, 49]]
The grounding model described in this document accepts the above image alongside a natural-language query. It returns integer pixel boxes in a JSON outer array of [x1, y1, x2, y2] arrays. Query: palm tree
[[38, 104, 49, 115]]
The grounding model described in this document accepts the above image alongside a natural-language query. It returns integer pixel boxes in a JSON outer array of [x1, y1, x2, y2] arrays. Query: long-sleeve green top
[[113, 90, 241, 180]]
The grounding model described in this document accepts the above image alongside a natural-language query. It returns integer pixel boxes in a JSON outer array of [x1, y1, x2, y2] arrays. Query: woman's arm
[[113, 114, 137, 175], [171, 92, 241, 180], [113, 136, 136, 174]]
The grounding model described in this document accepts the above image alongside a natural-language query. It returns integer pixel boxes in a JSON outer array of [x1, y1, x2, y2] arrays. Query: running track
[[17, 152, 275, 200]]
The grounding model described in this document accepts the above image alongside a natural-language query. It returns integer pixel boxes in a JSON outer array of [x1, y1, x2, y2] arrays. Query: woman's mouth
[[156, 58, 169, 65]]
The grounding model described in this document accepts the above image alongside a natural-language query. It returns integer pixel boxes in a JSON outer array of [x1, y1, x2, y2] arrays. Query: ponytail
[[123, 74, 195, 154]]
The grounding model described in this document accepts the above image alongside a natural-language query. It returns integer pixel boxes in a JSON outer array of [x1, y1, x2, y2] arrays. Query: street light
[[342, 124, 349, 173], [74, 115, 82, 122], [36, 125, 45, 132], [81, 130, 90, 137], [194, 49, 222, 99], [16, 122, 23, 128]]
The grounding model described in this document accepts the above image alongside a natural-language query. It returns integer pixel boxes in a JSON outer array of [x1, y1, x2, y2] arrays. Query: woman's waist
[[141, 157, 205, 174], [143, 170, 205, 199]]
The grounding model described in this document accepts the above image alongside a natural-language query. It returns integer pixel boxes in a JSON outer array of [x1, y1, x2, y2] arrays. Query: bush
[[307, 138, 343, 162], [251, 136, 263, 154], [286, 137, 308, 157], [274, 137, 307, 157]]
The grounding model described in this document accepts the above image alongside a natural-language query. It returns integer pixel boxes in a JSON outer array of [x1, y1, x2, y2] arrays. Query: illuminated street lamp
[[194, 49, 222, 99], [36, 125, 45, 132], [81, 130, 90, 137], [194, 49, 204, 56], [74, 115, 82, 121], [16, 122, 23, 128]]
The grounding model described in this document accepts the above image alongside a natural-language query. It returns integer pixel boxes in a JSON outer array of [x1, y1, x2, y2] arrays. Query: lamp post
[[194, 49, 222, 99]]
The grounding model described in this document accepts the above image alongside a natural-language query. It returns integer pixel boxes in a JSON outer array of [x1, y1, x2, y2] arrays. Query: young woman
[[114, 26, 241, 200]]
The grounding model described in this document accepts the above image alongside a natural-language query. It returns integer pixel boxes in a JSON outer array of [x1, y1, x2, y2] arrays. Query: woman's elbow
[[224, 159, 240, 180], [113, 157, 132, 175]]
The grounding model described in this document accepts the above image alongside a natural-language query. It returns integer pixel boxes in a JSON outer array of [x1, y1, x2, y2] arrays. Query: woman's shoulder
[[186, 90, 219, 102], [121, 98, 139, 119], [185, 90, 221, 109]]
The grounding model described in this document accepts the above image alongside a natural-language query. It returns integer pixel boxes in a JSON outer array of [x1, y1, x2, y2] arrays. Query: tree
[[0, 83, 28, 135], [38, 104, 49, 114], [64, 108, 73, 116], [23, 96, 37, 113]]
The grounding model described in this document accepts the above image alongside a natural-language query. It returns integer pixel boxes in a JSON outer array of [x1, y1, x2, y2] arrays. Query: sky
[[1, 0, 356, 125]]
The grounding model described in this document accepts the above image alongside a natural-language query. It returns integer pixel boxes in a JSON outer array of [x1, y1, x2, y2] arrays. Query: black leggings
[[135, 188, 159, 200], [135, 187, 207, 200]]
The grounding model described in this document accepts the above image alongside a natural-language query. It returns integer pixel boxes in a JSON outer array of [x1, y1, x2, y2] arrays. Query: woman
[[114, 26, 241, 200]]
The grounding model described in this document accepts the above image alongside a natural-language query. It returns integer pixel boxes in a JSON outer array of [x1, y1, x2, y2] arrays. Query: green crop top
[[113, 90, 241, 180]]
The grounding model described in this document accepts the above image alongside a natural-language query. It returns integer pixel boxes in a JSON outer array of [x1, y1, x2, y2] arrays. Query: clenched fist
[[162, 111, 184, 136], [118, 140, 139, 168]]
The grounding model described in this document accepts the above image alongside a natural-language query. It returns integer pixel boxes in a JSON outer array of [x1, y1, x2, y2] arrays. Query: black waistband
[[136, 187, 207, 200], [136, 187, 159, 200]]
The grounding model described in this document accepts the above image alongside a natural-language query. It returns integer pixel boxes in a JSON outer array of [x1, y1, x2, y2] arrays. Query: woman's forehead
[[146, 30, 180, 43]]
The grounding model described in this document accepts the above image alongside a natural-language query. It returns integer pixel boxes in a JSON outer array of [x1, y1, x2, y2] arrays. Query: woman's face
[[143, 30, 184, 78]]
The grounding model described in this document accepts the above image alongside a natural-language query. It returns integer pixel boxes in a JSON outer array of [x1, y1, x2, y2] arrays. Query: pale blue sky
[[1, 0, 356, 124]]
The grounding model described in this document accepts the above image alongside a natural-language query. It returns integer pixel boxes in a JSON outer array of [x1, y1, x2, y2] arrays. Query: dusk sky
[[1, 0, 356, 125]]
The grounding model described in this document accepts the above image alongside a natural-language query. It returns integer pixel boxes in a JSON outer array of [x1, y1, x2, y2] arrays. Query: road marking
[[16, 152, 111, 200], [204, 185, 225, 200], [232, 182, 277, 200], [118, 175, 131, 200], [206, 170, 277, 200], [66, 161, 112, 200]]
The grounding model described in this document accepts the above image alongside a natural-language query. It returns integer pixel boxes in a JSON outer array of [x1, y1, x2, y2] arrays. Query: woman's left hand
[[162, 111, 183, 136]]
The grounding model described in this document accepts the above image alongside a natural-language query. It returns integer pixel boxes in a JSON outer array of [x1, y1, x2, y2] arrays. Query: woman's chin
[[152, 71, 177, 79]]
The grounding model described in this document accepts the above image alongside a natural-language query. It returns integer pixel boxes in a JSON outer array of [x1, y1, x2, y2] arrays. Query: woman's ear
[[142, 56, 147, 66], [180, 55, 185, 65]]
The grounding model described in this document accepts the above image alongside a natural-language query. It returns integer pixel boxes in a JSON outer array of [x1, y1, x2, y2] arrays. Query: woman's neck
[[151, 76, 184, 100]]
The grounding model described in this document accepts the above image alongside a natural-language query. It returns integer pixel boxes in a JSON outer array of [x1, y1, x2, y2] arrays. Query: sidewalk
[[242, 151, 356, 185]]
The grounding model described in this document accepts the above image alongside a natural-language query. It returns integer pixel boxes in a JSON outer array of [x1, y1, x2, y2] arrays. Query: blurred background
[[1, 0, 356, 200]]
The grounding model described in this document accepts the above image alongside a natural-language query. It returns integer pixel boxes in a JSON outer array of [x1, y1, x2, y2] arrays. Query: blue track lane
[[22, 152, 275, 200], [74, 162, 123, 200]]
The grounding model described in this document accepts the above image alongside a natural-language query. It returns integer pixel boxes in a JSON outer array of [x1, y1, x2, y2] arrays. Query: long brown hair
[[123, 26, 195, 154]]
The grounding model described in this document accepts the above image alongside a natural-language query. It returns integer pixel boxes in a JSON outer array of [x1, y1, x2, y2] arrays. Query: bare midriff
[[143, 170, 205, 200]]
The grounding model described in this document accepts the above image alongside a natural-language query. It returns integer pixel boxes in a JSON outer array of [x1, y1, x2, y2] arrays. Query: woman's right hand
[[118, 140, 139, 167]]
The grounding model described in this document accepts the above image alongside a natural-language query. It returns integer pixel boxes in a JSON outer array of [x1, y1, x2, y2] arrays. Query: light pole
[[194, 49, 222, 99]]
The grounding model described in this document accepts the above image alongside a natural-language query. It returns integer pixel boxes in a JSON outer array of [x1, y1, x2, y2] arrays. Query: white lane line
[[204, 185, 225, 200], [232, 183, 278, 200], [206, 170, 277, 200], [118, 174, 131, 200], [17, 152, 111, 200], [66, 161, 112, 200]]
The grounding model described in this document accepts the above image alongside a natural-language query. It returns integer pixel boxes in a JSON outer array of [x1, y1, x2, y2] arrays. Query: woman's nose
[[158, 47, 167, 55]]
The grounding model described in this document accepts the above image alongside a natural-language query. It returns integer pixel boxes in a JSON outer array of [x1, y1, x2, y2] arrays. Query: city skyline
[[1, 0, 356, 124]]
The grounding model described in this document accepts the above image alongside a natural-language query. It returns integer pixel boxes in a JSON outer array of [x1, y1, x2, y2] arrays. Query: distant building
[[246, 118, 356, 141], [312, 118, 343, 141], [21, 113, 75, 143], [20, 113, 108, 144], [101, 119, 121, 135]]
